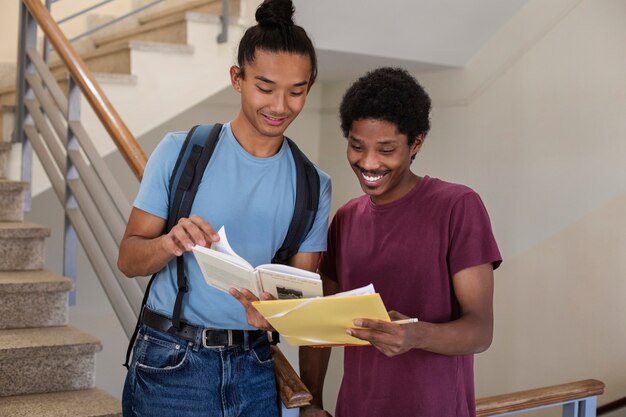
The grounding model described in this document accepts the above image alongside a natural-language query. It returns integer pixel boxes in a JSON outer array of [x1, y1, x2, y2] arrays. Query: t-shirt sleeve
[[133, 132, 184, 219], [318, 211, 339, 282], [296, 169, 332, 253], [448, 191, 502, 276]]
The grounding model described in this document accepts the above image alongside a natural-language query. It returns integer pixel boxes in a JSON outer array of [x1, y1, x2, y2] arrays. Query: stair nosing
[[0, 270, 73, 293], [128, 40, 195, 55], [0, 221, 51, 238], [0, 388, 122, 416], [0, 326, 102, 359], [93, 11, 190, 48], [138, 0, 222, 25]]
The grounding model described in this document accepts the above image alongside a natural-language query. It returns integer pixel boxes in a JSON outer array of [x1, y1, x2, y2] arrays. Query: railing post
[[64, 76, 80, 305], [43, 0, 52, 63], [15, 1, 38, 211], [217, 0, 229, 43]]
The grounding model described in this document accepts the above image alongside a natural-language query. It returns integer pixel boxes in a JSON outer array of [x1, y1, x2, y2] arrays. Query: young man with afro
[[299, 67, 502, 417]]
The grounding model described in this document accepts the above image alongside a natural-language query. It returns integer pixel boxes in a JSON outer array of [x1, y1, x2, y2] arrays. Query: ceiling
[[292, 0, 529, 81]]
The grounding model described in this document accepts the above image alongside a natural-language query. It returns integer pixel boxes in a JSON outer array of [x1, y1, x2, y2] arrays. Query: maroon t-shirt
[[319, 176, 502, 417]]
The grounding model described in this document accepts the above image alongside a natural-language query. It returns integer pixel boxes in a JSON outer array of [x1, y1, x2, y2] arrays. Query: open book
[[192, 227, 322, 299], [253, 284, 391, 346]]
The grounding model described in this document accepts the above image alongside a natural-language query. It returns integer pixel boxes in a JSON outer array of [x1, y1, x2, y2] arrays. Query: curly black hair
[[339, 67, 431, 146]]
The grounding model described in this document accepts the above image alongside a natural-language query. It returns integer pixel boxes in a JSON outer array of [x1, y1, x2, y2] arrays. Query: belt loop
[[243, 330, 250, 351], [192, 324, 202, 352]]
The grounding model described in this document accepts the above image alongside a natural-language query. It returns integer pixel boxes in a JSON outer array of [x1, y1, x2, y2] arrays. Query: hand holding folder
[[252, 285, 391, 346]]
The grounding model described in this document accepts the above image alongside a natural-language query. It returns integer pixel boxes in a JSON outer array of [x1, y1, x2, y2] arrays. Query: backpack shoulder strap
[[169, 124, 223, 329], [166, 124, 221, 232], [124, 124, 222, 367], [272, 137, 321, 265]]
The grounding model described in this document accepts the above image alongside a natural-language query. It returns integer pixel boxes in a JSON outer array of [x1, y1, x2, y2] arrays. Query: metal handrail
[[67, 0, 165, 43]]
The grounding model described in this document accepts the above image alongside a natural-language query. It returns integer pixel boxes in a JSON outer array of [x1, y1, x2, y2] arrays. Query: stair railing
[[476, 379, 605, 416], [40, 0, 230, 63], [15, 0, 147, 336]]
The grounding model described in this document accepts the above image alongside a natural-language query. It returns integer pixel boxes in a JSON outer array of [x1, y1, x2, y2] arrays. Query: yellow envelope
[[253, 293, 390, 346]]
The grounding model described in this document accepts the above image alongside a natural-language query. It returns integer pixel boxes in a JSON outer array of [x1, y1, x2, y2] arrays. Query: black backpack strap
[[271, 137, 320, 265], [123, 124, 223, 368], [169, 124, 223, 329]]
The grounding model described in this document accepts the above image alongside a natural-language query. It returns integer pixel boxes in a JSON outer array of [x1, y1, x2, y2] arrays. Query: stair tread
[[0, 388, 121, 417], [93, 9, 191, 48], [139, 0, 223, 24], [0, 179, 28, 191], [0, 221, 51, 238], [0, 269, 72, 293], [0, 326, 101, 358]]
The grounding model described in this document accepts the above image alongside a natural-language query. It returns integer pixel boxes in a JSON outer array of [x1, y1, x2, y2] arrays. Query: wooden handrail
[[272, 345, 313, 408], [476, 379, 605, 416], [23, 0, 147, 179]]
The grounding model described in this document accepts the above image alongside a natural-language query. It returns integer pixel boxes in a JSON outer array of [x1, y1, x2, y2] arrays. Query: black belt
[[142, 308, 266, 348]]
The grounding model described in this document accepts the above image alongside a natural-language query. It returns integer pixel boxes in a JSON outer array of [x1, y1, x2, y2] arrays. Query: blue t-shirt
[[134, 123, 331, 329]]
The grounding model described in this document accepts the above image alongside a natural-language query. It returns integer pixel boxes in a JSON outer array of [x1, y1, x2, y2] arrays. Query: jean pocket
[[247, 338, 274, 368], [136, 330, 189, 373]]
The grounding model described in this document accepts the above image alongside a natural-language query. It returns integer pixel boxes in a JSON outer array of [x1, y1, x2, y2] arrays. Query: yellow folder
[[253, 293, 390, 346]]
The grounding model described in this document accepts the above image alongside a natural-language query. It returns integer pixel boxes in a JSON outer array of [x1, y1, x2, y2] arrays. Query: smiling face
[[347, 119, 423, 205], [230, 50, 312, 154]]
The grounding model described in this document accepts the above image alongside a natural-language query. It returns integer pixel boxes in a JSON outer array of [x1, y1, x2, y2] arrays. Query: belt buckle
[[201, 328, 233, 348]]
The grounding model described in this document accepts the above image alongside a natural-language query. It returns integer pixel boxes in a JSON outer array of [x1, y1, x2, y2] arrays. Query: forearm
[[117, 234, 173, 278], [299, 346, 332, 408], [411, 313, 493, 356]]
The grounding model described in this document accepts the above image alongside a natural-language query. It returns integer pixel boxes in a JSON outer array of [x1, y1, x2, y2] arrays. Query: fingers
[[228, 288, 258, 306], [229, 288, 275, 331], [260, 291, 276, 301], [166, 216, 219, 256], [353, 318, 392, 332]]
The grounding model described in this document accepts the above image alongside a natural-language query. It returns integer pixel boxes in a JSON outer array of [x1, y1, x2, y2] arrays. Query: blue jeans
[[122, 324, 279, 417]]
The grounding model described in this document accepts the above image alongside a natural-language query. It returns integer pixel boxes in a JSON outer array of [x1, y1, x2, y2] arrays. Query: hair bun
[[255, 0, 295, 27]]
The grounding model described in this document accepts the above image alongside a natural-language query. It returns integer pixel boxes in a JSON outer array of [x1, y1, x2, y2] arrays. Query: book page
[[331, 283, 375, 297], [256, 263, 320, 280], [211, 226, 253, 269], [257, 268, 322, 300], [192, 245, 261, 296]]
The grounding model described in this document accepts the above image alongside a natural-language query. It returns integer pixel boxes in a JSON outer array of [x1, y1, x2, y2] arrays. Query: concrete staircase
[[0, 0, 244, 194], [0, 147, 121, 414], [0, 1, 245, 414]]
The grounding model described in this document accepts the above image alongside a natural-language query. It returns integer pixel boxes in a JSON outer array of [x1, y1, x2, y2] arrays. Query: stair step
[[139, 0, 239, 25], [0, 179, 28, 221], [0, 222, 50, 271], [0, 388, 121, 417], [0, 142, 10, 179], [1, 104, 15, 144], [93, 11, 190, 49], [0, 270, 72, 329], [0, 326, 101, 397]]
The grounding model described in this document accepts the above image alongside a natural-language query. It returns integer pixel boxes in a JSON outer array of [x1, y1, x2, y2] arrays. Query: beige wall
[[316, 0, 626, 412]]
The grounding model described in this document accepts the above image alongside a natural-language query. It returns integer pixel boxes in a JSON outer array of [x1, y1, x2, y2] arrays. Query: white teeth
[[362, 173, 383, 182]]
